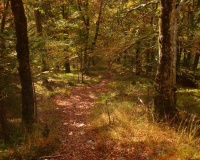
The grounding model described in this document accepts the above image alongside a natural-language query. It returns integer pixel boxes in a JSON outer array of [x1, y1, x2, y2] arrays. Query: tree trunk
[[34, 7, 42, 36], [65, 56, 71, 73], [90, 0, 103, 66], [154, 0, 178, 119], [0, 0, 10, 54], [184, 51, 192, 69], [176, 41, 182, 72], [11, 0, 35, 129], [146, 46, 154, 75], [136, 41, 141, 76], [193, 52, 200, 71], [0, 97, 9, 141], [78, 0, 90, 73]]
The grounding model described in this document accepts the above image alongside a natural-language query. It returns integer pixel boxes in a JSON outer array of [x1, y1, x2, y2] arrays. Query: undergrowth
[[0, 68, 102, 159], [0, 96, 60, 160], [86, 74, 200, 160]]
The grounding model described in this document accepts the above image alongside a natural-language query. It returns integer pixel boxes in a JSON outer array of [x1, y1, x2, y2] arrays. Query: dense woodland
[[0, 0, 200, 159]]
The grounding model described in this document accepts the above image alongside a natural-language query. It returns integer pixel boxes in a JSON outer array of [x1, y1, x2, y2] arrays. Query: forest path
[[50, 75, 111, 160]]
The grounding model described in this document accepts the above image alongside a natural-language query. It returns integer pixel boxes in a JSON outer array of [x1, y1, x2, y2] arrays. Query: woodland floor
[[43, 74, 113, 160]]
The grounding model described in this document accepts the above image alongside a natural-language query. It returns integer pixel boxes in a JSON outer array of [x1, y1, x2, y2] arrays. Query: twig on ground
[[39, 154, 62, 159]]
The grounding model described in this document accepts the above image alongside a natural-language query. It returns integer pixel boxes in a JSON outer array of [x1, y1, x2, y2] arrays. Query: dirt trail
[[49, 78, 111, 160]]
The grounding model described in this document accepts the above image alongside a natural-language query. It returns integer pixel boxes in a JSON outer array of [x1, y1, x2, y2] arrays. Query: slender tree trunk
[[90, 0, 103, 66], [146, 47, 152, 75], [34, 7, 42, 36], [0, 1, 10, 140], [0, 96, 9, 141], [11, 0, 35, 129], [84, 21, 89, 72], [136, 41, 141, 76], [0, 0, 9, 33], [193, 52, 200, 71], [0, 0, 10, 53], [62, 5, 71, 73], [33, 1, 49, 73], [65, 56, 71, 73], [176, 41, 182, 72], [78, 0, 90, 72], [154, 0, 178, 119]]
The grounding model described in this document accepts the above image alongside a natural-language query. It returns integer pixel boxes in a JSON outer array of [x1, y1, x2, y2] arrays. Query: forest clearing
[[0, 0, 200, 159]]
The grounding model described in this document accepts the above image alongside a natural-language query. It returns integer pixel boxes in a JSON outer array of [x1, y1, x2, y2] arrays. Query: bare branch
[[137, 7, 157, 20], [123, 0, 159, 19], [118, 32, 158, 55]]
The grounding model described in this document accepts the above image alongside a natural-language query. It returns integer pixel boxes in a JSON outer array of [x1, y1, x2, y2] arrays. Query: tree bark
[[176, 41, 182, 72], [136, 41, 141, 76], [78, 0, 90, 72], [90, 0, 103, 66], [155, 0, 177, 119], [65, 56, 71, 73], [0, 97, 9, 141], [0, 0, 10, 53], [193, 52, 200, 71], [11, 0, 35, 129], [34, 7, 42, 36]]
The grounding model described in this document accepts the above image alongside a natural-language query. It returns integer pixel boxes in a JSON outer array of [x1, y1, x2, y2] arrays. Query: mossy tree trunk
[[11, 0, 35, 129], [154, 0, 178, 119]]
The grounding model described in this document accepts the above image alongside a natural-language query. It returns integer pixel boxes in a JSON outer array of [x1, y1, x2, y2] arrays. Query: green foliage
[[177, 89, 200, 115]]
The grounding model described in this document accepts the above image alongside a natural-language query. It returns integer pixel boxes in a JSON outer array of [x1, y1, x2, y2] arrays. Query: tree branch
[[118, 32, 158, 55], [77, 2, 87, 26], [176, 0, 188, 13], [91, 0, 103, 47], [123, 0, 159, 19]]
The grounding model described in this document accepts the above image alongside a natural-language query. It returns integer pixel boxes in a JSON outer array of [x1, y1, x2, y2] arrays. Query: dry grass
[[87, 100, 200, 159]]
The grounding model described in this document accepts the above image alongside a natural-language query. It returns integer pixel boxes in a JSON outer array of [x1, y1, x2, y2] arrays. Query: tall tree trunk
[[84, 20, 89, 72], [90, 0, 103, 66], [154, 0, 177, 119], [11, 0, 35, 129], [0, 0, 9, 33], [77, 0, 90, 73], [0, 0, 10, 54], [65, 55, 71, 73], [0, 0, 10, 141], [146, 47, 152, 75], [33, 1, 49, 73], [184, 50, 192, 69], [193, 52, 200, 71], [0, 96, 9, 141], [136, 41, 141, 76], [176, 41, 182, 72], [34, 7, 42, 36], [62, 4, 71, 73]]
